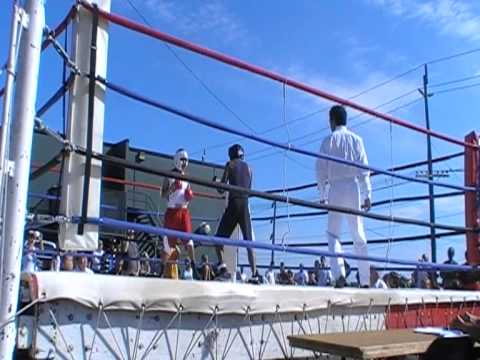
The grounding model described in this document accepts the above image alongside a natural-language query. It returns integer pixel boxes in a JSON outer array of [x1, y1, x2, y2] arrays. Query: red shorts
[[164, 208, 192, 248]]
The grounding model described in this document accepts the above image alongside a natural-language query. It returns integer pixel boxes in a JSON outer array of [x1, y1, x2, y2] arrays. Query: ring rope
[[99, 77, 475, 193], [73, 145, 477, 233], [265, 151, 465, 193], [79, 1, 479, 150], [82, 216, 476, 272]]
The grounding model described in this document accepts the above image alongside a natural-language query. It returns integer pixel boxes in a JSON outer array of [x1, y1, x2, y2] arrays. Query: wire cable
[[122, 0, 256, 135]]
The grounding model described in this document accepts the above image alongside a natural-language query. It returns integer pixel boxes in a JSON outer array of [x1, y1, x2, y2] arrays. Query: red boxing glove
[[174, 179, 182, 191], [185, 186, 194, 201]]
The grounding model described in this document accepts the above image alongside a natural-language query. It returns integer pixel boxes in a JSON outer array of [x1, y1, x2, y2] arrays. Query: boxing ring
[[17, 272, 480, 359], [1, 0, 479, 359]]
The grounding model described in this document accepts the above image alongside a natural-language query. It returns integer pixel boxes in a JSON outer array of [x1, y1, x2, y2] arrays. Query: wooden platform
[[288, 329, 439, 359]]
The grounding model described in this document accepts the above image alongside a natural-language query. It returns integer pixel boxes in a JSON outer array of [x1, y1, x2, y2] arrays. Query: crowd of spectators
[[22, 230, 476, 290]]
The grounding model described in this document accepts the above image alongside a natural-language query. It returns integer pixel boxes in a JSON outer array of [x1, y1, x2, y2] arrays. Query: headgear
[[228, 144, 244, 160], [173, 148, 188, 171]]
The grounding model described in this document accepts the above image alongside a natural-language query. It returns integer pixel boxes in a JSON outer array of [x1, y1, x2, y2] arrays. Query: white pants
[[326, 179, 369, 286]]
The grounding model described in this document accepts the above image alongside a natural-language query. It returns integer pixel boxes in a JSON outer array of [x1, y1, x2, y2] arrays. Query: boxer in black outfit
[[215, 144, 257, 277]]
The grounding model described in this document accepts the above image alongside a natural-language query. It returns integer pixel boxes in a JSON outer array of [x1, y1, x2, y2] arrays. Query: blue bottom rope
[[82, 216, 475, 273]]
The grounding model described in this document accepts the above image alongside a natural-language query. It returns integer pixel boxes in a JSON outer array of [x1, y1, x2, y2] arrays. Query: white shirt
[[316, 268, 333, 286], [294, 270, 308, 286], [76, 267, 94, 274], [167, 179, 190, 208], [265, 270, 276, 285], [182, 268, 194, 280], [374, 278, 388, 289], [22, 250, 37, 273], [316, 126, 371, 201]]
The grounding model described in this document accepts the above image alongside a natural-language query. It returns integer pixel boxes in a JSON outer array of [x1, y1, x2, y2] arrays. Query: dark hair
[[329, 105, 347, 126]]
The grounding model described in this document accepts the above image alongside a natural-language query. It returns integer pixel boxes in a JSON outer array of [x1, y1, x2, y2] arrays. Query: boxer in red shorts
[[161, 148, 196, 279]]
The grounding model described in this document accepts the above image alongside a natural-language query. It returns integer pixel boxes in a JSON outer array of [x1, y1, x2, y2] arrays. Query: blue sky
[[1, 0, 480, 273]]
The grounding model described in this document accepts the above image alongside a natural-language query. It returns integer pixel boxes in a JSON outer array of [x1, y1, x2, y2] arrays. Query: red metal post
[[465, 132, 480, 266]]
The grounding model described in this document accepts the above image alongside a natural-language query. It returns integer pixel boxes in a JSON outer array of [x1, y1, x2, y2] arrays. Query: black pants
[[216, 198, 253, 241]]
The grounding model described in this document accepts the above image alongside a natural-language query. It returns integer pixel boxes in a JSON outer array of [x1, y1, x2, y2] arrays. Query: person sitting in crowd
[[215, 263, 232, 282], [236, 267, 247, 283], [91, 240, 105, 273], [370, 267, 388, 289], [294, 263, 308, 286], [383, 271, 410, 288], [276, 262, 290, 285], [307, 271, 317, 286], [139, 252, 151, 276], [199, 254, 214, 281], [75, 255, 93, 274], [248, 270, 263, 284], [413, 254, 432, 288], [22, 230, 41, 273], [451, 312, 480, 340], [287, 270, 295, 285], [117, 235, 140, 276], [264, 262, 276, 285], [459, 251, 480, 290], [182, 258, 194, 280], [315, 256, 332, 287], [441, 247, 461, 290], [62, 254, 75, 271], [50, 252, 61, 272]]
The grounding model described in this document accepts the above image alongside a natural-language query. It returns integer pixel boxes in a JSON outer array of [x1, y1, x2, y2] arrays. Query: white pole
[[0, 0, 45, 358], [0, 3, 23, 279]]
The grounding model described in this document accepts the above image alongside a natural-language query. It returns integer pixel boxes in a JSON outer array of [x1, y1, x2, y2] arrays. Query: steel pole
[[0, 3, 23, 277], [0, 0, 44, 358], [422, 64, 437, 263], [270, 201, 277, 265]]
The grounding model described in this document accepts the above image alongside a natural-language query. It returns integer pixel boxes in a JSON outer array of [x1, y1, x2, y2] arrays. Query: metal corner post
[[0, 0, 45, 358]]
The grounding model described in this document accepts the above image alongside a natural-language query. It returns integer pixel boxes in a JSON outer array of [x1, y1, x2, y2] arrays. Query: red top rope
[[80, 2, 478, 150]]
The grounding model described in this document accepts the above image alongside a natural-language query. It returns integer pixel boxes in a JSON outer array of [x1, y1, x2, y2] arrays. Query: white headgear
[[173, 148, 189, 171]]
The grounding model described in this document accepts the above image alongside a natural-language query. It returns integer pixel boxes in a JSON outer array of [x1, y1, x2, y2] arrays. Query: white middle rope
[[385, 119, 395, 269], [281, 82, 292, 248]]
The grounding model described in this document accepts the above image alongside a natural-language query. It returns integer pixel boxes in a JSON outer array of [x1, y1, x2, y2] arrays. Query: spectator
[[199, 254, 214, 281], [451, 312, 480, 340], [264, 262, 276, 285], [248, 270, 263, 284], [22, 230, 40, 272], [294, 263, 308, 286], [441, 247, 461, 289], [237, 267, 247, 283], [277, 262, 290, 285], [370, 267, 388, 289], [459, 251, 480, 289], [315, 256, 333, 286], [120, 237, 140, 276], [76, 255, 94, 274], [62, 254, 74, 271], [140, 252, 151, 276], [92, 241, 104, 273], [287, 270, 295, 285], [413, 254, 430, 288], [383, 271, 410, 288], [182, 258, 194, 280], [50, 252, 61, 272], [307, 271, 317, 286], [422, 277, 434, 289], [215, 263, 232, 282]]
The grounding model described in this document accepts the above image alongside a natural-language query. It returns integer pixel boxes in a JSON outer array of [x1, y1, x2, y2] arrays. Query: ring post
[[465, 132, 480, 274], [59, 0, 111, 250], [0, 0, 45, 358]]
